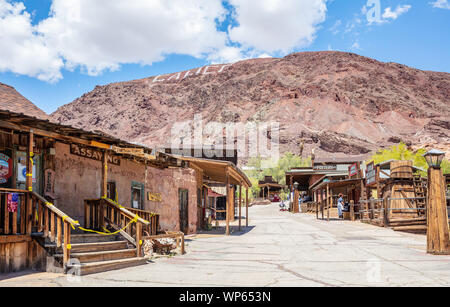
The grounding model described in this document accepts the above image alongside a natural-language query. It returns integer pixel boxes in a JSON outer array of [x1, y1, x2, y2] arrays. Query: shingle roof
[[0, 82, 48, 119]]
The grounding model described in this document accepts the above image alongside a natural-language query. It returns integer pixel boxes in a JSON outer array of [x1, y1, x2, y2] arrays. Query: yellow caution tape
[[78, 215, 138, 236]]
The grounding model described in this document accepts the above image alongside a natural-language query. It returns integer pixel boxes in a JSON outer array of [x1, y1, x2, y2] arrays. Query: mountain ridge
[[50, 51, 450, 161]]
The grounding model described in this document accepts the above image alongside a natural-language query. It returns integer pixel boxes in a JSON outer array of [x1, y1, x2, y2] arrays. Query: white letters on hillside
[[152, 64, 232, 83]]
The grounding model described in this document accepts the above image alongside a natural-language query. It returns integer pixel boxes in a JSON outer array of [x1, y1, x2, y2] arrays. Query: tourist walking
[[337, 194, 344, 219]]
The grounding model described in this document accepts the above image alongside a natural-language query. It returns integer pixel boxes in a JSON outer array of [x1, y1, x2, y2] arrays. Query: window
[[131, 181, 144, 209], [107, 181, 116, 201]]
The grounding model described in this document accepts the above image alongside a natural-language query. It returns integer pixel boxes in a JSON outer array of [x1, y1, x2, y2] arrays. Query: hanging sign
[[366, 162, 377, 186], [0, 152, 12, 184], [70, 144, 120, 166], [44, 169, 56, 198], [314, 165, 337, 171], [348, 163, 359, 178], [148, 192, 162, 202]]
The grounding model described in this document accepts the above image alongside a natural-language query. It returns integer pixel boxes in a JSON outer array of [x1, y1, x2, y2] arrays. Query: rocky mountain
[[0, 82, 48, 119], [50, 51, 450, 162]]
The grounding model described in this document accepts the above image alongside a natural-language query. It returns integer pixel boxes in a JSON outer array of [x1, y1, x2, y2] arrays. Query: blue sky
[[0, 0, 449, 114]]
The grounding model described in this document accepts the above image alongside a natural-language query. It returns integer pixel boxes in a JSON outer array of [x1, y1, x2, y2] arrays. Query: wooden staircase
[[46, 234, 147, 275], [28, 194, 157, 276]]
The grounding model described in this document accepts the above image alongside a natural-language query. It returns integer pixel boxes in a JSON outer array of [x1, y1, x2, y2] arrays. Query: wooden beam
[[426, 167, 450, 255], [26, 130, 33, 234], [239, 185, 242, 231], [246, 188, 249, 227], [0, 120, 112, 150], [226, 169, 230, 236], [101, 151, 108, 198]]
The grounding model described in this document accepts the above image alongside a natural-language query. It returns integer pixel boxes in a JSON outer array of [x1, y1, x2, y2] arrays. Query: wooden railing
[[0, 188, 27, 235], [31, 192, 80, 266], [0, 188, 79, 268], [127, 207, 159, 236], [84, 198, 155, 257]]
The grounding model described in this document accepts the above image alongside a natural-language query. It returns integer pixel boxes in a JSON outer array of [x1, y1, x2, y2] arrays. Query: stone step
[[55, 248, 137, 263], [67, 257, 148, 276]]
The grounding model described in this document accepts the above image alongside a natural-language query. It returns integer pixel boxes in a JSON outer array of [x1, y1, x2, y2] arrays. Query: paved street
[[2, 203, 450, 287]]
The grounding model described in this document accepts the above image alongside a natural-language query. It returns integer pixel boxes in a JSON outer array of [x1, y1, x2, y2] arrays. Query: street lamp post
[[424, 149, 450, 255], [293, 182, 300, 214]]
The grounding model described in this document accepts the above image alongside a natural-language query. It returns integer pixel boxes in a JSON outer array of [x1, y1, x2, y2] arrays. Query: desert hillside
[[50, 51, 450, 161]]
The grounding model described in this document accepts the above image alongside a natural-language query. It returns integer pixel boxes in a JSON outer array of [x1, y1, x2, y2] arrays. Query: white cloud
[[430, 0, 450, 9], [38, 0, 227, 76], [0, 0, 63, 82], [0, 0, 329, 82], [382, 5, 411, 20], [329, 19, 342, 34], [228, 0, 327, 53]]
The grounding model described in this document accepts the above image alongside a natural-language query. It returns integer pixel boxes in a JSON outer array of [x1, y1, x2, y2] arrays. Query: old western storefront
[[0, 111, 193, 273], [0, 110, 251, 274]]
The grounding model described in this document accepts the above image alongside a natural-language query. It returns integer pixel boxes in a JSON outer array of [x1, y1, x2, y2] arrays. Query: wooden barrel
[[390, 160, 413, 179]]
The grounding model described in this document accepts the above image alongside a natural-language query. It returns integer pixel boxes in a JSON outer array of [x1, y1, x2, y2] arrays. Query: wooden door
[[179, 189, 189, 234]]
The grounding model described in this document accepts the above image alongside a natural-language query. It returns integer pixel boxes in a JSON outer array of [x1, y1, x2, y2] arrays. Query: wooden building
[[0, 110, 251, 275], [360, 160, 428, 229], [258, 176, 286, 201]]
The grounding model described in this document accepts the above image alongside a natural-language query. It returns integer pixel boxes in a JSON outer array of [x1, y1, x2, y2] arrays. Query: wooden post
[[376, 164, 381, 199], [136, 222, 142, 257], [63, 221, 71, 266], [239, 185, 242, 231], [26, 130, 34, 234], [57, 217, 62, 247], [350, 200, 355, 221], [426, 167, 450, 255], [226, 170, 230, 236], [316, 200, 319, 219], [370, 198, 375, 220], [294, 187, 299, 213], [101, 151, 108, 198], [246, 188, 249, 227], [181, 233, 185, 255], [327, 184, 330, 222]]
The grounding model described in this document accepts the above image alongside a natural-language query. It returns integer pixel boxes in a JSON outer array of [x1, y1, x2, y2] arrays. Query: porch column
[[226, 169, 230, 236], [246, 188, 249, 227], [239, 184, 242, 231], [101, 150, 108, 198], [427, 166, 450, 254], [327, 184, 330, 222], [294, 186, 299, 213], [26, 130, 34, 234]]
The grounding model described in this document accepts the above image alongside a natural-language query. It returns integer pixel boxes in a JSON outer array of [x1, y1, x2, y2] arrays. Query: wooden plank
[[246, 188, 249, 227], [4, 193, 9, 235], [57, 217, 62, 247], [0, 235, 32, 244], [239, 185, 242, 230], [26, 131, 33, 235], [105, 218, 136, 245], [136, 222, 142, 257], [226, 170, 230, 236], [38, 200, 44, 232], [84, 200, 90, 229], [44, 207, 49, 237], [50, 211, 55, 243], [63, 222, 70, 266], [0, 120, 112, 150]]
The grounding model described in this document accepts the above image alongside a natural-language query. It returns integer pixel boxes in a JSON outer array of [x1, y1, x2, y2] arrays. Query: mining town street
[[2, 203, 450, 287]]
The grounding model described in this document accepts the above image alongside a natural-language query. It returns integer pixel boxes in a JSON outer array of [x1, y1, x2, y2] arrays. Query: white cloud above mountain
[[0, 0, 328, 82], [382, 5, 412, 20], [430, 0, 450, 9]]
